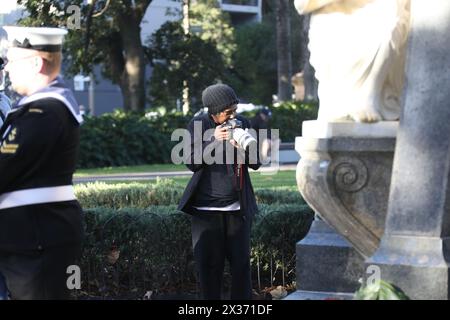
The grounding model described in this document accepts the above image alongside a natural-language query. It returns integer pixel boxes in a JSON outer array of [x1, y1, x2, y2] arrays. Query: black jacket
[[0, 98, 84, 251], [177, 113, 261, 217]]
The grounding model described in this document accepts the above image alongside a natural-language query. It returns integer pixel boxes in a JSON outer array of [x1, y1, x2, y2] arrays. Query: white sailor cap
[[2, 26, 67, 52]]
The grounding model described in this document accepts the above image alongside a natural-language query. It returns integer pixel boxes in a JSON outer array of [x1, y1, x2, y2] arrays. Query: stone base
[[295, 122, 396, 257], [302, 120, 398, 138], [366, 235, 450, 300], [288, 219, 365, 300]]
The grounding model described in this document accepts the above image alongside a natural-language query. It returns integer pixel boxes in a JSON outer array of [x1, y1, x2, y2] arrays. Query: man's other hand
[[214, 126, 229, 141]]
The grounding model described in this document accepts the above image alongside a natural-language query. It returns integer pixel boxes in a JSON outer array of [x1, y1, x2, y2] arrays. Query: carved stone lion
[[295, 0, 411, 123]]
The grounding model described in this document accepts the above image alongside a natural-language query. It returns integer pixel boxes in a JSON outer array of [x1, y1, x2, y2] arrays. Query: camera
[[221, 118, 257, 151]]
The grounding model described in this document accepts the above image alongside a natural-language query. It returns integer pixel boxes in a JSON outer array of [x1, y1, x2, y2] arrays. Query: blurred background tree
[[146, 21, 225, 111], [225, 21, 277, 105], [15, 0, 316, 113], [17, 0, 152, 112], [189, 0, 236, 67], [146, 0, 234, 112]]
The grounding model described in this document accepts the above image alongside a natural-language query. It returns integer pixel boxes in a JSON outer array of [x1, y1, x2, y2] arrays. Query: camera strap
[[235, 163, 243, 191]]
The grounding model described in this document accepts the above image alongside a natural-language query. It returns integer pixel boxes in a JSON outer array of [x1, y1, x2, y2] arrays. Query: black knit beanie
[[202, 84, 240, 115]]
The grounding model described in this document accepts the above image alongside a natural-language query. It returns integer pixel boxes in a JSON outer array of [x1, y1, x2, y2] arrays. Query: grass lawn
[[75, 164, 185, 177], [168, 170, 297, 189], [76, 169, 298, 190], [249, 170, 297, 189]]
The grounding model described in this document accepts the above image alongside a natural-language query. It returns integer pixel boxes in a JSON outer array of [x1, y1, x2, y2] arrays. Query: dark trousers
[[0, 244, 81, 300], [0, 272, 7, 300], [191, 211, 252, 300]]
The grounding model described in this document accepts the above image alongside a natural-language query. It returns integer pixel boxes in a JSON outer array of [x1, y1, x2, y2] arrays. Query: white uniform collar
[[16, 76, 83, 124]]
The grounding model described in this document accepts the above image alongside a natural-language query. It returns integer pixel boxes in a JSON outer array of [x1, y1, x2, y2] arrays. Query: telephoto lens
[[231, 127, 257, 151], [221, 118, 257, 150]]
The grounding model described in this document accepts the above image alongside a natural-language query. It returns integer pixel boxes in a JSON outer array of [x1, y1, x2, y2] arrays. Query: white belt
[[0, 185, 76, 210], [194, 201, 241, 211]]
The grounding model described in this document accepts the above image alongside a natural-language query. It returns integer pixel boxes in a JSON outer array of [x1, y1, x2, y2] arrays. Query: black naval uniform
[[0, 77, 84, 299]]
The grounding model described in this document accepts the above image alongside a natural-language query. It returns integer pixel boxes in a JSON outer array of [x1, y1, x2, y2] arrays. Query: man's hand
[[214, 126, 241, 149], [214, 126, 229, 141], [229, 139, 241, 149]]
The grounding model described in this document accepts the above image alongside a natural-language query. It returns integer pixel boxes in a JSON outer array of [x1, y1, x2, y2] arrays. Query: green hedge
[[78, 111, 190, 169], [75, 180, 305, 209], [76, 204, 314, 299], [270, 101, 318, 141], [239, 101, 318, 141], [354, 280, 410, 300], [73, 181, 313, 298], [77, 102, 318, 169]]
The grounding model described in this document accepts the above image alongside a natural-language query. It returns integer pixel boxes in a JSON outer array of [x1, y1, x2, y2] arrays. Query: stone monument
[[291, 122, 397, 299], [292, 0, 450, 300], [291, 0, 409, 299], [294, 0, 410, 123], [367, 0, 450, 300]]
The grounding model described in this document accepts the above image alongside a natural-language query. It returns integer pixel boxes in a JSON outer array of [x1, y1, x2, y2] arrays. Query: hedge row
[[76, 204, 314, 299], [77, 102, 318, 168], [78, 111, 181, 169], [240, 101, 318, 141], [75, 180, 305, 209]]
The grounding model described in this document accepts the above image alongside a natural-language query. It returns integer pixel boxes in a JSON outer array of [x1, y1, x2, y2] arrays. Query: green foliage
[[354, 280, 410, 300], [147, 22, 226, 110], [254, 188, 306, 205], [225, 21, 277, 105], [261, 0, 306, 74], [76, 203, 313, 299], [146, 0, 236, 111], [78, 110, 181, 168], [17, 0, 95, 75], [271, 101, 319, 141], [251, 204, 314, 288], [189, 0, 236, 66], [75, 179, 304, 209], [18, 0, 152, 111], [18, 0, 149, 76], [77, 101, 316, 169], [226, 3, 307, 106], [79, 206, 194, 298], [75, 179, 184, 208], [74, 180, 313, 297]]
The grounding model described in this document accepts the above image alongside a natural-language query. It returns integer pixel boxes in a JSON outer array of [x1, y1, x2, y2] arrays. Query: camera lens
[[232, 128, 257, 151]]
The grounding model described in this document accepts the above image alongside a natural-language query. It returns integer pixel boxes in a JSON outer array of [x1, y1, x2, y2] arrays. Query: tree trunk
[[301, 15, 319, 102], [117, 12, 146, 112], [182, 0, 190, 115], [276, 0, 293, 102]]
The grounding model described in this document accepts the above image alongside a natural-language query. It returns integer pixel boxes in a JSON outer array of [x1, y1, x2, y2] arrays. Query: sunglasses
[[222, 107, 237, 116]]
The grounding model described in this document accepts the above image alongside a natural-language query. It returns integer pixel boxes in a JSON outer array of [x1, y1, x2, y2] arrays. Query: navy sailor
[[0, 26, 84, 300]]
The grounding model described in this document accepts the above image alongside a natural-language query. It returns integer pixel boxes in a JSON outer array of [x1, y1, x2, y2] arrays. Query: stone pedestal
[[366, 0, 450, 300], [285, 218, 365, 300], [296, 121, 397, 258], [289, 121, 396, 299]]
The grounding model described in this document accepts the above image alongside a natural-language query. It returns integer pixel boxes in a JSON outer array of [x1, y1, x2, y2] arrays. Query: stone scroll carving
[[294, 0, 411, 123], [330, 157, 368, 193]]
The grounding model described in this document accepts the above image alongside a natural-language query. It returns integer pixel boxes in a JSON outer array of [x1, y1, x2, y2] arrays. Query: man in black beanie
[[178, 83, 261, 300]]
